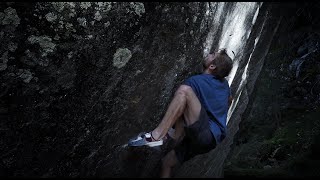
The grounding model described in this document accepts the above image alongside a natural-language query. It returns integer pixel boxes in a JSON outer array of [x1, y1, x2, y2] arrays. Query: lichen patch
[[113, 48, 132, 69]]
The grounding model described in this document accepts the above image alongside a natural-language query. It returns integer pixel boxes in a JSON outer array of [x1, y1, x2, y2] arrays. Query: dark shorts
[[174, 107, 217, 163]]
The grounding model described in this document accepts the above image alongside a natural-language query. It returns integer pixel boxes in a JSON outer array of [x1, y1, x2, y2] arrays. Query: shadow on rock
[[116, 137, 176, 178]]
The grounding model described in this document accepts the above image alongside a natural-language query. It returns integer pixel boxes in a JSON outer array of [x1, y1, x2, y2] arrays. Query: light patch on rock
[[80, 2, 92, 10], [95, 2, 112, 12], [57, 24, 63, 31], [94, 11, 102, 21], [8, 42, 18, 52], [193, 16, 197, 23], [113, 48, 132, 69], [25, 49, 34, 58], [104, 21, 110, 28], [0, 51, 8, 71], [69, 12, 75, 18], [51, 2, 75, 13], [0, 12, 4, 21], [77, 17, 87, 27], [45, 12, 57, 22], [65, 22, 73, 30], [96, 2, 107, 8], [67, 51, 73, 59], [66, 2, 76, 8], [163, 7, 169, 13], [51, 2, 66, 12], [54, 34, 60, 40], [1, 7, 21, 27], [130, 2, 145, 17], [263, 165, 272, 169], [38, 57, 49, 66], [28, 35, 56, 55], [135, 70, 142, 75], [17, 69, 33, 83], [33, 77, 39, 82], [21, 50, 37, 67], [85, 35, 93, 39], [59, 15, 64, 21]]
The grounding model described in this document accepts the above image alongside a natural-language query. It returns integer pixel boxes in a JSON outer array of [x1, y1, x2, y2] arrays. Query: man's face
[[205, 52, 217, 67]]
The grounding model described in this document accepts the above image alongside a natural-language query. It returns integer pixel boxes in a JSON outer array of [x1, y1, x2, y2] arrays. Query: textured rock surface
[[1, 2, 319, 178], [224, 2, 320, 177], [174, 2, 283, 177], [0, 2, 214, 177]]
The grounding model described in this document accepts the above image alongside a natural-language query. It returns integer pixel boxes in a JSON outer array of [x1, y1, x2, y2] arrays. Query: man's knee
[[175, 85, 193, 97]]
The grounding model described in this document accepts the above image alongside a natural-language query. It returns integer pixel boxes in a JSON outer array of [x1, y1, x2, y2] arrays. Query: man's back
[[183, 73, 230, 143]]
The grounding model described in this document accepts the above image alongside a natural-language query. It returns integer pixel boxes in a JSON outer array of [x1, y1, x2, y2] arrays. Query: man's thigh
[[174, 107, 216, 163], [179, 85, 201, 126]]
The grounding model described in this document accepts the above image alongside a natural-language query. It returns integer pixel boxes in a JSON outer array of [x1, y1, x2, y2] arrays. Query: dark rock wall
[[0, 2, 217, 177], [1, 2, 315, 178]]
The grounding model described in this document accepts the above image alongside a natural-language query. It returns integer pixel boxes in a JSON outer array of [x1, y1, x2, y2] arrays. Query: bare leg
[[170, 117, 185, 143], [149, 85, 202, 178], [160, 150, 179, 178], [151, 85, 202, 140]]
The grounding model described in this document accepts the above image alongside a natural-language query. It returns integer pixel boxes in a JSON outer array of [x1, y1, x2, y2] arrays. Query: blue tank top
[[183, 73, 230, 144]]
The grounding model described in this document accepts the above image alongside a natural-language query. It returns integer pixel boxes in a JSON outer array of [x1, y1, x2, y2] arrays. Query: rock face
[[0, 2, 218, 177], [174, 2, 283, 177], [0, 2, 317, 178], [224, 2, 320, 178]]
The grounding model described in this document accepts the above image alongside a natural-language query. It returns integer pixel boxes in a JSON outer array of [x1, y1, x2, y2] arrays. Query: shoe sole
[[128, 140, 163, 147], [146, 141, 163, 147], [128, 132, 163, 147]]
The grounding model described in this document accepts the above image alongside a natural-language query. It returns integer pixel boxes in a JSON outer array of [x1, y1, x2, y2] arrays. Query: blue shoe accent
[[128, 132, 163, 147]]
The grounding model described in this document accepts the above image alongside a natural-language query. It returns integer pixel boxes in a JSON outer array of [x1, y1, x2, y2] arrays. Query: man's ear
[[209, 64, 216, 70]]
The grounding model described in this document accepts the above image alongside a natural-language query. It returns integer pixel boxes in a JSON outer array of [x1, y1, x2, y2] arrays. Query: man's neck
[[203, 69, 212, 75]]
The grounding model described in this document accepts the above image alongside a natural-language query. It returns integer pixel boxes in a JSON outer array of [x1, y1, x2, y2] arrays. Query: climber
[[128, 49, 233, 177]]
